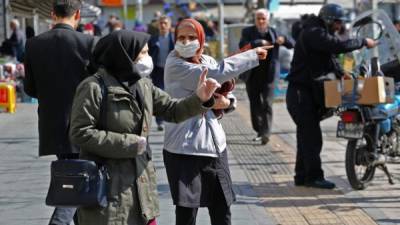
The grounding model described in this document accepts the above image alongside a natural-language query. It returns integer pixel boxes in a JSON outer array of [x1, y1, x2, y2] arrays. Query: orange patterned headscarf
[[175, 18, 206, 63]]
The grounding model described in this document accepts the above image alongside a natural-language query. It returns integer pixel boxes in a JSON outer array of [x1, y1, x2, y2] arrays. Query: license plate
[[337, 121, 364, 139]]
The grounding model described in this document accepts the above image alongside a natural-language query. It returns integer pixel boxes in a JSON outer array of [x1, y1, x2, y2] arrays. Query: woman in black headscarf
[[69, 30, 220, 225]]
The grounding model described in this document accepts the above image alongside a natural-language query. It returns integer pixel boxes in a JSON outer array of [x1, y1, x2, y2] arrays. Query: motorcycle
[[337, 10, 400, 190]]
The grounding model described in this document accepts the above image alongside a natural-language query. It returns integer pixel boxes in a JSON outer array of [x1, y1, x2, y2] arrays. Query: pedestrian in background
[[147, 11, 161, 36], [286, 3, 377, 189], [23, 0, 94, 224], [1, 19, 25, 62], [69, 30, 221, 225], [148, 15, 174, 131], [163, 18, 270, 225], [239, 8, 294, 145]]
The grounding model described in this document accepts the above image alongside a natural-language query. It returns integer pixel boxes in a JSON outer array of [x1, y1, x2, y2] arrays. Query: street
[[0, 83, 400, 225]]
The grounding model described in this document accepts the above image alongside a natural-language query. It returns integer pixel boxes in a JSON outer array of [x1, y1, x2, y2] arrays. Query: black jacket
[[239, 25, 294, 84], [286, 15, 366, 87], [23, 23, 94, 156]]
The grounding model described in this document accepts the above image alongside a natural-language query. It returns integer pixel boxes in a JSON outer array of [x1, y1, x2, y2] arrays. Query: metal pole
[[137, 0, 143, 22], [353, 0, 358, 15], [33, 9, 38, 35], [372, 0, 379, 59], [218, 0, 224, 59], [123, 0, 128, 23]]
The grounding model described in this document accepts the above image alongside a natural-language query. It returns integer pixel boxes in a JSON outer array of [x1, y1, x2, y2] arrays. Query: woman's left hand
[[212, 93, 231, 109], [196, 68, 221, 102]]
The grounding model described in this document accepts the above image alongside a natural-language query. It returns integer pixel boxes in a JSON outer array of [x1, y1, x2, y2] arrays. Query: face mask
[[134, 55, 153, 77], [175, 40, 200, 58]]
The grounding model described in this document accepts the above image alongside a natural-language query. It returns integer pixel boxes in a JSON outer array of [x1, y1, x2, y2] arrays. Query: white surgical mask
[[134, 55, 153, 77], [175, 40, 200, 58]]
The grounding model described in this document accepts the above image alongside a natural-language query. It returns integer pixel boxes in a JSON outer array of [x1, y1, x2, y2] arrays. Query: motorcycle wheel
[[345, 133, 376, 190]]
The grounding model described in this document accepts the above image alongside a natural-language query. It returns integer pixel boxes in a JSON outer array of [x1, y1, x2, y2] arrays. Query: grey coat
[[163, 49, 260, 157]]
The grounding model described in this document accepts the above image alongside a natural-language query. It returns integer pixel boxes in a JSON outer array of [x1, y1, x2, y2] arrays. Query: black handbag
[[45, 159, 108, 207], [45, 74, 109, 208]]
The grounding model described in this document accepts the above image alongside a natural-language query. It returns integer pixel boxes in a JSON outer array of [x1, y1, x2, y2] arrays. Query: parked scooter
[[336, 10, 400, 190]]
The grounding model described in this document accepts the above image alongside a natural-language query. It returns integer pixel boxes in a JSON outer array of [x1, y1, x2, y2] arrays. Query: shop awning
[[9, 0, 52, 19], [9, 0, 101, 20]]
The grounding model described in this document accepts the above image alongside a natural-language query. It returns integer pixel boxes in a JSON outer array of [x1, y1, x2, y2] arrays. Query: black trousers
[[286, 83, 324, 184], [245, 81, 274, 137], [175, 179, 231, 225]]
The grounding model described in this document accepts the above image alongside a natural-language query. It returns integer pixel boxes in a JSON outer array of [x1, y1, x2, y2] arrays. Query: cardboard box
[[324, 80, 342, 108], [324, 76, 395, 108]]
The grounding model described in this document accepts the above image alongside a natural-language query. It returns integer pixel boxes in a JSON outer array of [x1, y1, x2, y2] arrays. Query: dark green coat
[[70, 70, 208, 225]]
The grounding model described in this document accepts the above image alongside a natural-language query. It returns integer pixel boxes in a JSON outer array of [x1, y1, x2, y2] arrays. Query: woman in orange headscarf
[[163, 18, 271, 225]]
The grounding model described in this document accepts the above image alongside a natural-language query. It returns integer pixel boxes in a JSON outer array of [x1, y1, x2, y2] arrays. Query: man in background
[[23, 0, 94, 224], [0, 19, 25, 62], [239, 8, 294, 145], [148, 15, 174, 131]]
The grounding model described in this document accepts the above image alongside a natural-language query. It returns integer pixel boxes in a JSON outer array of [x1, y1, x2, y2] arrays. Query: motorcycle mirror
[[356, 21, 383, 41]]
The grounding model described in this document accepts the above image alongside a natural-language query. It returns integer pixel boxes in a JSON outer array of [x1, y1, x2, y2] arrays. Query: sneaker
[[157, 124, 164, 131], [252, 136, 261, 141], [305, 179, 336, 189]]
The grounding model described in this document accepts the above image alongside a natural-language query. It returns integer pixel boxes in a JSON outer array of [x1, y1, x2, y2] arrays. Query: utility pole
[[137, 0, 143, 22], [218, 0, 224, 59], [123, 0, 128, 23]]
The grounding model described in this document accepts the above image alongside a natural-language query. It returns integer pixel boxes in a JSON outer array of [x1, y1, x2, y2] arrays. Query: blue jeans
[[49, 207, 78, 225]]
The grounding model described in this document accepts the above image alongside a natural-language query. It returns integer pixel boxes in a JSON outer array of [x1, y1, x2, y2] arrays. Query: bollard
[[0, 83, 16, 113]]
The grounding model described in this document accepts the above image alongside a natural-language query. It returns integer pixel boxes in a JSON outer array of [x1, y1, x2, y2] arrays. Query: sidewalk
[[1, 84, 400, 224]]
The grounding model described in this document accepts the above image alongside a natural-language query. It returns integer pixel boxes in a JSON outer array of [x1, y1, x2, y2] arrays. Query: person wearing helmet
[[285, 3, 377, 189]]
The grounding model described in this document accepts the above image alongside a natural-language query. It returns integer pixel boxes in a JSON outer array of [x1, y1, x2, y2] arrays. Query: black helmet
[[318, 4, 347, 25]]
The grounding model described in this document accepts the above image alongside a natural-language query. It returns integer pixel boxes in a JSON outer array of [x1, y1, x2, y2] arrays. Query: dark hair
[[53, 0, 82, 18]]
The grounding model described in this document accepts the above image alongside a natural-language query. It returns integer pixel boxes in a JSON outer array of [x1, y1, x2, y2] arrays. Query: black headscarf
[[91, 30, 150, 83]]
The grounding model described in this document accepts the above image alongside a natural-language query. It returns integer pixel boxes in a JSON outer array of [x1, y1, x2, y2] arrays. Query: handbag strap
[[94, 74, 107, 130]]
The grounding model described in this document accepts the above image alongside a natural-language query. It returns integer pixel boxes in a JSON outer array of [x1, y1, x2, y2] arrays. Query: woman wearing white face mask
[[69, 30, 222, 225], [163, 19, 271, 225]]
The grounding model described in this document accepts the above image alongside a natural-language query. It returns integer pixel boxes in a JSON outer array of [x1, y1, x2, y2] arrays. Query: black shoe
[[294, 180, 305, 186], [261, 136, 269, 145], [157, 124, 164, 131], [305, 179, 336, 189]]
